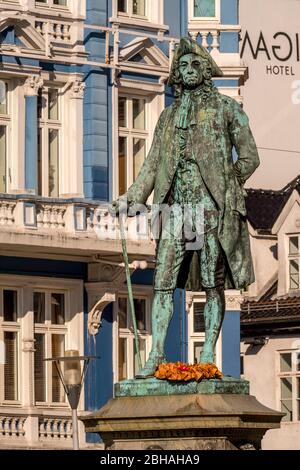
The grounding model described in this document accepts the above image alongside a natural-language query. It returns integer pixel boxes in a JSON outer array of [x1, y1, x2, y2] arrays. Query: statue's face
[[178, 53, 204, 89]]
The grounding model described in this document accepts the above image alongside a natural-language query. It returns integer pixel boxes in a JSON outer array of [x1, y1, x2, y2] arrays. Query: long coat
[[126, 89, 260, 290]]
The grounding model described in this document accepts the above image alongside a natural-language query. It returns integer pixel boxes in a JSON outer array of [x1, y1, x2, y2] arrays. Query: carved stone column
[[62, 79, 85, 197]]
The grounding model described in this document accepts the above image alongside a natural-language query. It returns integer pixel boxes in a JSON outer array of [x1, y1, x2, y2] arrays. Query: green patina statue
[[112, 38, 260, 378]]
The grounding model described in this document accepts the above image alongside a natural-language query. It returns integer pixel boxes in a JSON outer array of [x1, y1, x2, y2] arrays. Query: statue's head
[[168, 38, 223, 95]]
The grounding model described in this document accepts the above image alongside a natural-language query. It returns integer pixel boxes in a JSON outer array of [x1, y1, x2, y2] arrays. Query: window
[[288, 235, 300, 290], [118, 95, 148, 196], [34, 291, 67, 404], [189, 302, 206, 363], [116, 296, 150, 381], [36, 0, 68, 7], [0, 80, 9, 193], [38, 88, 61, 197], [189, 0, 220, 21], [278, 351, 300, 422], [118, 0, 146, 17], [194, 0, 215, 17], [0, 289, 19, 402]]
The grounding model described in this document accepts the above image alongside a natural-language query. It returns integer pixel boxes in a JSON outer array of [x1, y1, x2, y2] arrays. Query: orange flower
[[154, 362, 222, 382]]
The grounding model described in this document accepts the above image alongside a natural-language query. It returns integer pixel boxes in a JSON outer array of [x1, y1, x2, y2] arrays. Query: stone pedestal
[[81, 377, 283, 450]]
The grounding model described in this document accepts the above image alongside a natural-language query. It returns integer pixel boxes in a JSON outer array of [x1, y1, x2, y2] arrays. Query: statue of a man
[[113, 38, 260, 378]]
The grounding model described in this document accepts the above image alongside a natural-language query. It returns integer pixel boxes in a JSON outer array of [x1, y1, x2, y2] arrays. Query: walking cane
[[119, 213, 142, 372]]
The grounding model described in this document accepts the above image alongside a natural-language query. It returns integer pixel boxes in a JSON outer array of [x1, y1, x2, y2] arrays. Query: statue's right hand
[[109, 196, 129, 217]]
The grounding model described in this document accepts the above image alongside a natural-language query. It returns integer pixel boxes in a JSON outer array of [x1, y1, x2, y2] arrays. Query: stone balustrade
[[188, 24, 240, 54], [0, 195, 153, 249], [39, 416, 73, 441], [0, 411, 75, 449], [0, 415, 26, 439], [35, 20, 72, 43]]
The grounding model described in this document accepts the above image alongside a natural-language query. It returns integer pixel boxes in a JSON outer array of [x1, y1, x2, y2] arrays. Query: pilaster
[[24, 75, 43, 195]]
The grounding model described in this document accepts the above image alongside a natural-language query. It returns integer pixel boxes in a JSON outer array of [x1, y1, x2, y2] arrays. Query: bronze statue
[[112, 38, 260, 378]]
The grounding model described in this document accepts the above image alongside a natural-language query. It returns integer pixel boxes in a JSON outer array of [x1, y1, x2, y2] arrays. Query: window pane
[[37, 90, 43, 119], [134, 298, 146, 331], [119, 136, 127, 196], [133, 138, 146, 180], [194, 0, 216, 17], [118, 297, 127, 329], [4, 332, 18, 401], [54, 0, 67, 5], [133, 99, 145, 129], [281, 377, 292, 399], [289, 237, 299, 256], [49, 129, 59, 197], [48, 89, 59, 120], [52, 334, 65, 403], [119, 97, 127, 127], [240, 355, 244, 375], [0, 126, 6, 193], [296, 352, 300, 372], [289, 260, 299, 289], [118, 0, 127, 12], [38, 128, 42, 195], [34, 333, 46, 402], [281, 399, 293, 422], [3, 290, 17, 322], [0, 80, 7, 114], [133, 0, 145, 15], [118, 337, 127, 381], [51, 293, 65, 324], [280, 353, 292, 373], [194, 341, 204, 363], [193, 303, 205, 333], [34, 292, 45, 323], [134, 338, 146, 375]]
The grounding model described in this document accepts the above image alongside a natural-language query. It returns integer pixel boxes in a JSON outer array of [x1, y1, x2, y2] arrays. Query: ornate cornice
[[70, 80, 85, 99]]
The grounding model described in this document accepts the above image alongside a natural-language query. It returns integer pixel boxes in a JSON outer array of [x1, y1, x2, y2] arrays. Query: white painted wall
[[248, 234, 278, 297], [241, 336, 300, 450]]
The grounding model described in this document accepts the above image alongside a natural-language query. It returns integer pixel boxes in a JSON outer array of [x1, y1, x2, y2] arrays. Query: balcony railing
[[0, 194, 154, 256], [0, 411, 74, 449]]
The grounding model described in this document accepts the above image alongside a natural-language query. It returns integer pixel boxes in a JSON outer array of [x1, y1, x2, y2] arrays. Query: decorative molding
[[88, 292, 116, 336], [88, 262, 127, 284], [185, 292, 195, 314], [70, 80, 85, 99], [24, 75, 43, 96], [225, 292, 245, 311], [22, 338, 35, 353]]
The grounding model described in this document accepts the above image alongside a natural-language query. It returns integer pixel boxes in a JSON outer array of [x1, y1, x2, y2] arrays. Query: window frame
[[188, 298, 222, 368], [113, 293, 152, 383], [38, 86, 62, 198], [189, 0, 220, 23], [111, 0, 166, 30], [0, 275, 84, 411], [33, 289, 69, 407], [0, 287, 21, 405], [117, 92, 149, 197], [116, 0, 148, 20], [287, 234, 300, 292], [188, 299, 206, 364], [35, 0, 69, 10], [0, 78, 11, 194], [277, 350, 300, 423]]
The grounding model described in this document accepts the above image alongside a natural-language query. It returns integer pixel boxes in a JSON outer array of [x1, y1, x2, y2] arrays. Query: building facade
[[241, 176, 300, 450], [0, 0, 245, 449]]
